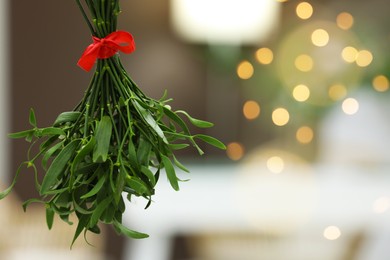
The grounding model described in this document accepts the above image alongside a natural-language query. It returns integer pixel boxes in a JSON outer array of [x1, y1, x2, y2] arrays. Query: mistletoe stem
[[75, 0, 96, 36]]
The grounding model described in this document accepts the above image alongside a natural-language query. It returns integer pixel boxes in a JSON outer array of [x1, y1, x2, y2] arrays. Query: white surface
[[170, 0, 280, 44]]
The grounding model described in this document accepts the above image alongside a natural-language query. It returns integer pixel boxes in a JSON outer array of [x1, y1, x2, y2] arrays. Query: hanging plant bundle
[[1, 0, 225, 245]]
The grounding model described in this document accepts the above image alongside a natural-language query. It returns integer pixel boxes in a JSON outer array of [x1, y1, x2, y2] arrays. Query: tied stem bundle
[[1, 0, 225, 245]]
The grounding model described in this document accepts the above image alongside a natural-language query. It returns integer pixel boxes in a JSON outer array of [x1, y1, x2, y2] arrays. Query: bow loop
[[77, 31, 135, 72]]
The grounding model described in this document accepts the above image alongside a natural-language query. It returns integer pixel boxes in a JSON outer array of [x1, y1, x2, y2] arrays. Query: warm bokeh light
[[293, 84, 310, 102], [255, 47, 274, 65], [355, 50, 373, 67], [372, 75, 389, 92], [266, 156, 285, 174], [373, 196, 390, 214], [342, 97, 359, 115], [296, 126, 314, 144], [328, 83, 347, 101], [243, 100, 261, 120], [323, 226, 341, 240], [272, 108, 290, 126], [311, 29, 329, 47], [341, 46, 358, 63], [296, 2, 313, 20], [336, 12, 354, 30], [237, 61, 254, 79], [226, 142, 245, 161], [295, 54, 313, 72]]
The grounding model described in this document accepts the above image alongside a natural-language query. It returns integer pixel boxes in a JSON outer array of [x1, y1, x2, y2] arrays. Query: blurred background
[[2, 0, 390, 259]]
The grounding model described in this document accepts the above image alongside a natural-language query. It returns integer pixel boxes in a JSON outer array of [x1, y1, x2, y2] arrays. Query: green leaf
[[0, 162, 28, 200], [161, 155, 179, 191], [93, 116, 112, 163], [46, 205, 55, 230], [168, 143, 190, 150], [113, 219, 149, 239], [132, 99, 168, 144], [29, 108, 37, 127], [194, 134, 226, 150], [8, 129, 35, 139], [22, 198, 45, 212], [136, 136, 151, 166], [71, 214, 90, 248], [53, 111, 82, 126], [40, 139, 80, 194], [126, 176, 151, 196], [176, 110, 214, 128], [140, 166, 156, 187], [173, 155, 190, 173], [80, 175, 106, 199], [72, 137, 96, 173], [41, 127, 66, 137], [42, 141, 65, 170], [90, 197, 112, 228]]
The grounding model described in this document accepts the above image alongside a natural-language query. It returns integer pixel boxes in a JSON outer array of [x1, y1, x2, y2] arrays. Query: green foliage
[[1, 0, 225, 245]]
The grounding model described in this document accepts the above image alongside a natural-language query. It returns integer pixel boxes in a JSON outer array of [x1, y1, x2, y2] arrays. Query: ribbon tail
[[77, 44, 100, 72]]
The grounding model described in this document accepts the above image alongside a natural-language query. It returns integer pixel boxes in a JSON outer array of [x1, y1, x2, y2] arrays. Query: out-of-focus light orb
[[226, 142, 245, 161], [296, 126, 314, 144], [276, 21, 361, 106], [277, 0, 289, 2], [328, 83, 347, 101], [372, 75, 389, 92], [256, 47, 274, 65], [237, 61, 254, 80], [267, 156, 285, 174], [296, 2, 313, 20], [341, 46, 358, 63], [293, 84, 310, 102], [336, 12, 354, 30], [342, 97, 359, 115], [323, 226, 341, 240], [373, 196, 390, 214], [272, 108, 290, 126], [356, 50, 373, 67], [311, 29, 329, 47], [295, 54, 313, 72], [243, 100, 261, 120]]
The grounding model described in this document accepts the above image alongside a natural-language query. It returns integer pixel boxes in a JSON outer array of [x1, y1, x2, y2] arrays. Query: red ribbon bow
[[77, 31, 135, 71]]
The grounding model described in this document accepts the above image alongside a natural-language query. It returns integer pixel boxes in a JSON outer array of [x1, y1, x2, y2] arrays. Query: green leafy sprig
[[1, 0, 225, 245]]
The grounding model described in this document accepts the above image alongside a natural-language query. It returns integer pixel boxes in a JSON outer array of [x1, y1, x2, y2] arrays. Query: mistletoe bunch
[[0, 0, 224, 245]]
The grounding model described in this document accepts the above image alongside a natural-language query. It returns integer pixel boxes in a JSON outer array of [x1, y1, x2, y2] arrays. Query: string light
[[237, 60, 254, 79], [296, 126, 314, 144], [355, 50, 373, 67], [266, 156, 284, 174], [295, 54, 314, 72], [296, 2, 313, 20], [243, 100, 261, 120], [342, 97, 359, 115], [341, 46, 358, 63], [328, 83, 347, 101], [311, 29, 329, 47], [336, 12, 354, 30], [293, 84, 310, 102], [272, 108, 290, 126], [226, 142, 245, 161], [255, 47, 274, 65], [323, 226, 341, 240], [372, 75, 389, 92]]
